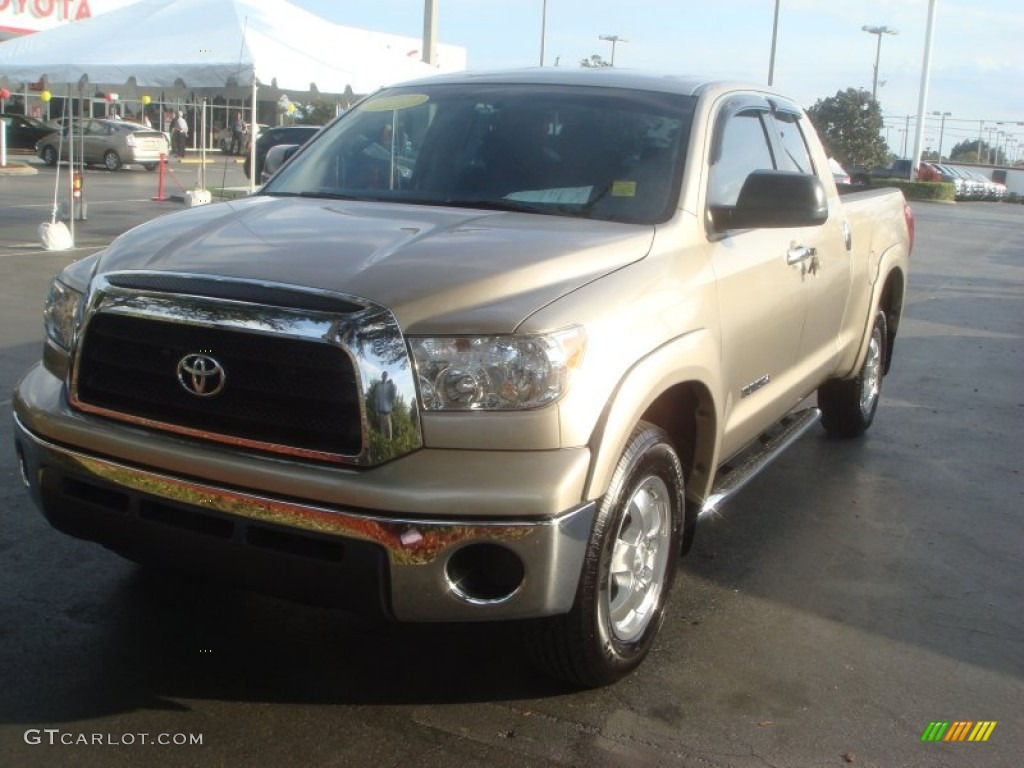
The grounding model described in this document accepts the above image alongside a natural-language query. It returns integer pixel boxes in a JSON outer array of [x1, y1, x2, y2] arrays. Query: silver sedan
[[36, 118, 169, 171]]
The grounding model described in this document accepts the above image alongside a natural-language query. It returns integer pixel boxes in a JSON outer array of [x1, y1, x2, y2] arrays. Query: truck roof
[[385, 66, 774, 101]]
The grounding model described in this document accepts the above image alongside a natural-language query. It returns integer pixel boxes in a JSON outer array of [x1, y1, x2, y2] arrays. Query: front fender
[[582, 328, 722, 505]]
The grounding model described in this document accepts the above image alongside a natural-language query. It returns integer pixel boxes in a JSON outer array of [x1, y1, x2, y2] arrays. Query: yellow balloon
[[142, 95, 152, 105], [287, 103, 296, 114], [41, 90, 51, 102]]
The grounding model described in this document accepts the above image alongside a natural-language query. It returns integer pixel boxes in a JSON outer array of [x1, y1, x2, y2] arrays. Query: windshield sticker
[[362, 94, 430, 112], [506, 187, 593, 204], [611, 180, 637, 197]]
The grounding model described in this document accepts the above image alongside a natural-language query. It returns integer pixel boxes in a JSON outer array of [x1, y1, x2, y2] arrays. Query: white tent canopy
[[0, 0, 464, 94]]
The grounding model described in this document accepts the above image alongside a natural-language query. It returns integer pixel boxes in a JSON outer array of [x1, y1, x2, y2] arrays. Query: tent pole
[[249, 80, 257, 193], [66, 87, 74, 244]]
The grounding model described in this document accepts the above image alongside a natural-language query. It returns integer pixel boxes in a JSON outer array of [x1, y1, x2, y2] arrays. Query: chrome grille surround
[[68, 271, 422, 466]]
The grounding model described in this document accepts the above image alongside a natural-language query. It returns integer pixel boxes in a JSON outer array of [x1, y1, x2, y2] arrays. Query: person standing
[[375, 371, 398, 440], [171, 110, 189, 160], [230, 111, 246, 156]]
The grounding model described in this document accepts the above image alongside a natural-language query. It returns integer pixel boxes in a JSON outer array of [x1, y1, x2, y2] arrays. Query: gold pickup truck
[[12, 69, 913, 687]]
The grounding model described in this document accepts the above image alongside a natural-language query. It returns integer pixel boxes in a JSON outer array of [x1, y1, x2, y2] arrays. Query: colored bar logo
[[921, 721, 997, 742]]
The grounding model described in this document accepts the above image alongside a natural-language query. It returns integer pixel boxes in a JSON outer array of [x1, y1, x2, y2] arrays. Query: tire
[[528, 421, 684, 687], [103, 150, 122, 171], [819, 310, 887, 438], [41, 145, 58, 166], [143, 162, 157, 171]]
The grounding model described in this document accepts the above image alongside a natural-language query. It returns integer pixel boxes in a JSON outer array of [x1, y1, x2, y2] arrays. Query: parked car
[[961, 169, 1006, 200], [850, 158, 914, 186], [243, 124, 321, 181], [0, 113, 57, 150], [828, 157, 851, 185], [259, 142, 301, 184], [36, 118, 169, 171], [936, 164, 984, 201], [919, 162, 965, 199]]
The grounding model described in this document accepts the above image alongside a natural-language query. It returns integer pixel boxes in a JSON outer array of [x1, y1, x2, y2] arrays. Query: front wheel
[[819, 310, 887, 437], [103, 150, 122, 171], [528, 422, 684, 687], [41, 145, 58, 166]]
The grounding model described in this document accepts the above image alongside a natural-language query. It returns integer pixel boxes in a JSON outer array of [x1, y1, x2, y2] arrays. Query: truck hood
[[95, 195, 655, 333]]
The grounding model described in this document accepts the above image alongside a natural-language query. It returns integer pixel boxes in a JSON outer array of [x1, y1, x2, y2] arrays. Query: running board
[[699, 407, 821, 518]]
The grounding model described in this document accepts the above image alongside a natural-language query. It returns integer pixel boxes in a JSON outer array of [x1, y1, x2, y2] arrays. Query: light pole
[[932, 111, 950, 160], [422, 0, 438, 66], [539, 0, 547, 66], [768, 0, 780, 85], [598, 34, 627, 66], [862, 25, 898, 102]]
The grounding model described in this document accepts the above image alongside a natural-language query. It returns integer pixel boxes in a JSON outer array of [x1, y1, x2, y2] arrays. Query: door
[[769, 106, 851, 381], [706, 97, 810, 457], [81, 120, 110, 165]]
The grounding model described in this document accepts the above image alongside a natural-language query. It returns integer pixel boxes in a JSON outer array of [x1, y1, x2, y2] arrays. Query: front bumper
[[13, 365, 596, 622]]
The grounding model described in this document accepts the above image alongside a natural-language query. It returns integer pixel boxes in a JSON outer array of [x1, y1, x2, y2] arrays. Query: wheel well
[[879, 268, 905, 374], [639, 382, 716, 554]]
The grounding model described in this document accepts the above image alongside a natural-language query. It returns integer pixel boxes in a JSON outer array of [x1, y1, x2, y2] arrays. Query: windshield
[[265, 83, 695, 224]]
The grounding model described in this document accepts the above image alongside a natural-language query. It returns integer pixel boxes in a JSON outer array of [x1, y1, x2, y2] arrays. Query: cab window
[[707, 108, 775, 207]]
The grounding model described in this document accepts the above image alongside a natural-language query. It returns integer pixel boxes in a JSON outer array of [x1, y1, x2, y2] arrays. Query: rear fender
[[838, 243, 908, 378]]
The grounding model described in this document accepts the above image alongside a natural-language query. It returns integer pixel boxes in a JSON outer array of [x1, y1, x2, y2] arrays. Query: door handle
[[786, 245, 816, 265]]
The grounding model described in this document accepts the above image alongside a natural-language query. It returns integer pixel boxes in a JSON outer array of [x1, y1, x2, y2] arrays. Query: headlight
[[410, 326, 586, 411], [43, 277, 84, 351]]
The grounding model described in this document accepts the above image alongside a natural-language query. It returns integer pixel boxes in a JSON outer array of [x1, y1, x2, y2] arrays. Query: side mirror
[[261, 143, 299, 183], [716, 170, 828, 230]]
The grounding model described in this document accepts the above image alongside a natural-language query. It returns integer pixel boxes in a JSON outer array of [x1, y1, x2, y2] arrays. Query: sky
[[289, 0, 1024, 158]]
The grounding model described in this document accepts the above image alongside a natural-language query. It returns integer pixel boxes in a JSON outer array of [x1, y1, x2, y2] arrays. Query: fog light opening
[[445, 543, 525, 604]]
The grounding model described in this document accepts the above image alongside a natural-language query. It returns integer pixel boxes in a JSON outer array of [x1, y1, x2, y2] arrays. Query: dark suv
[[243, 125, 321, 181]]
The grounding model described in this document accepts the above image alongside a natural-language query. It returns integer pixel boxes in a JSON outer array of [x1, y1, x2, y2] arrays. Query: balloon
[[0, 88, 9, 100], [41, 90, 51, 101], [142, 95, 151, 105]]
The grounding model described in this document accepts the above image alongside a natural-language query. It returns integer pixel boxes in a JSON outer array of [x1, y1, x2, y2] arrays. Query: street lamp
[[862, 25, 898, 102], [932, 111, 951, 160], [768, 0, 780, 85], [598, 34, 627, 66], [539, 0, 547, 66]]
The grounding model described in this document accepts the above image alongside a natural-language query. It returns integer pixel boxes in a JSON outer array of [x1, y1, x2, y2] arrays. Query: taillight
[[903, 202, 914, 255], [125, 134, 137, 147]]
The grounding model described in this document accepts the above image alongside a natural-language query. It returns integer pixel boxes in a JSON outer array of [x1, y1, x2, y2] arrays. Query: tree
[[296, 99, 338, 126], [579, 54, 611, 68], [805, 88, 889, 171], [949, 138, 1001, 165]]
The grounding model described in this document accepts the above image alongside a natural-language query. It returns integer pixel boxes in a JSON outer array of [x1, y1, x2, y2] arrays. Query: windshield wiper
[[441, 198, 552, 215], [266, 190, 365, 201]]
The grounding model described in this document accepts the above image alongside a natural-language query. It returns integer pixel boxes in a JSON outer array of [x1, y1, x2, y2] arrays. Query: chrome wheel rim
[[607, 474, 672, 642], [860, 326, 883, 418]]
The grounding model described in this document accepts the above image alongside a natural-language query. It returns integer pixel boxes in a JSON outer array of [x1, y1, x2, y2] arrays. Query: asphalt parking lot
[[0, 162, 1021, 768]]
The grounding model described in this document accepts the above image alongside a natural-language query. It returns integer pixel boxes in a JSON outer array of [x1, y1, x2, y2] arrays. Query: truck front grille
[[74, 313, 363, 459]]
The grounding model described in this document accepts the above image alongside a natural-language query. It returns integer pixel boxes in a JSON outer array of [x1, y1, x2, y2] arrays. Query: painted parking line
[[7, 199, 172, 209]]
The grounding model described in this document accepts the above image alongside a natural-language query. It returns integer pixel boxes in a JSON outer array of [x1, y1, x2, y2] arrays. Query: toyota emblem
[[177, 353, 226, 397]]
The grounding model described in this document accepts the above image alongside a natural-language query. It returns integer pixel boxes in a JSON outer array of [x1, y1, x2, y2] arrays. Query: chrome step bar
[[699, 407, 821, 518]]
